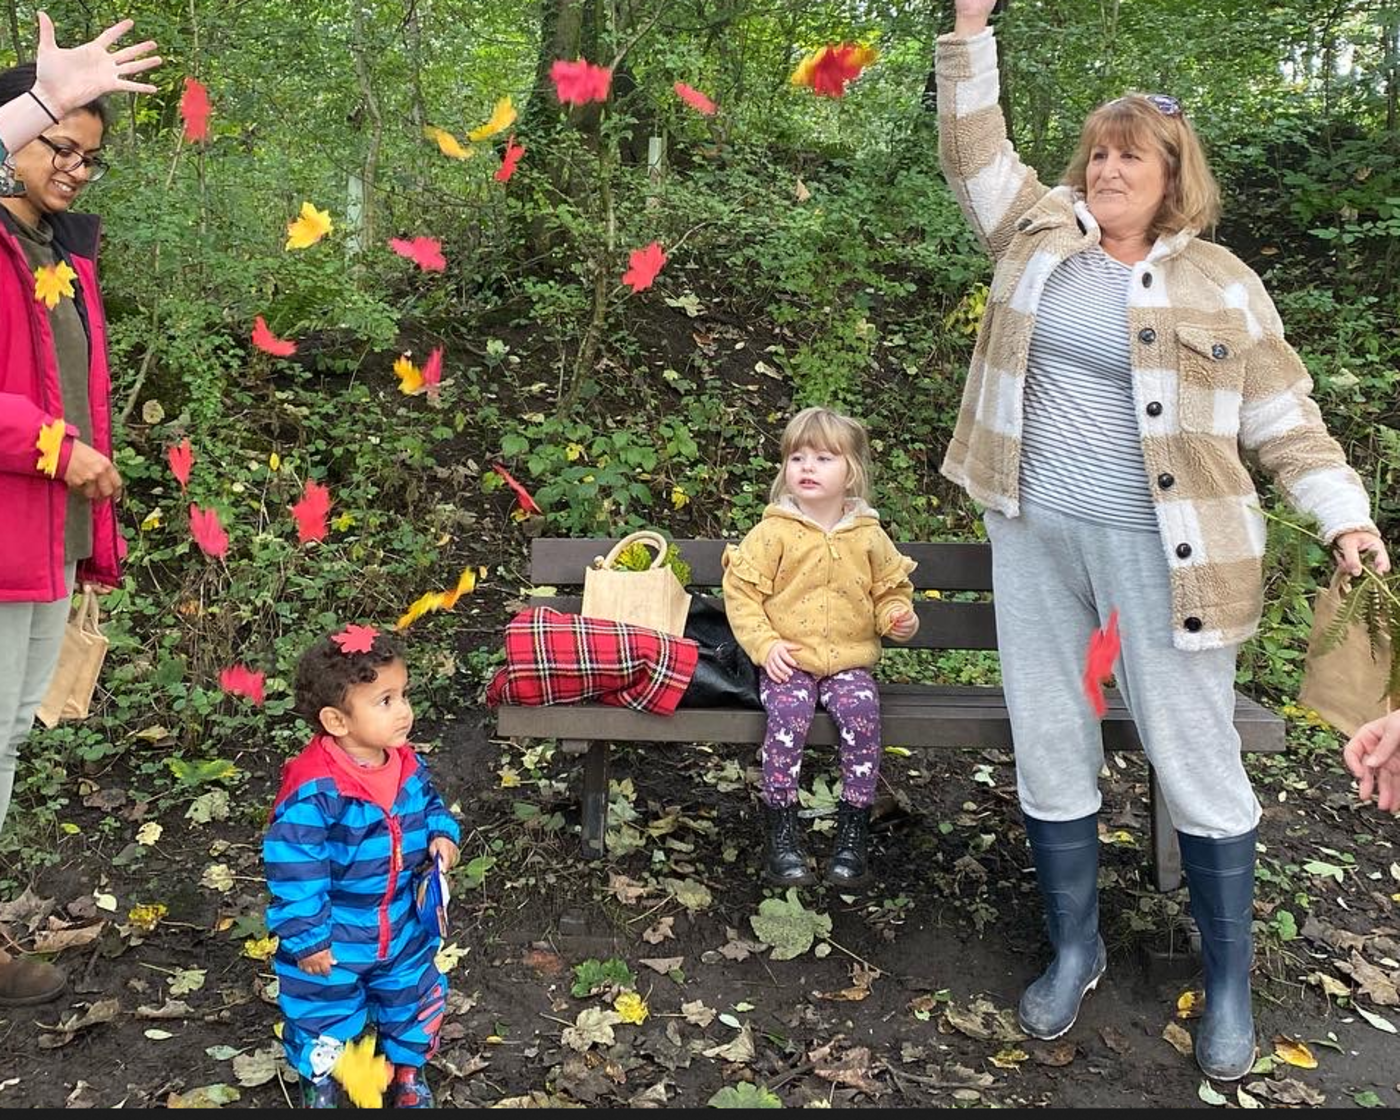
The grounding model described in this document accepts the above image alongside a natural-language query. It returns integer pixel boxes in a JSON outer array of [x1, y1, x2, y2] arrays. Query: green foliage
[[570, 957, 636, 999], [610, 541, 692, 586], [709, 1083, 783, 1109]]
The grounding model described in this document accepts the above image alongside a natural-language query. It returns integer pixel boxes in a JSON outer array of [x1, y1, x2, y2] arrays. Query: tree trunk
[[349, 1, 382, 253], [6, 0, 23, 64]]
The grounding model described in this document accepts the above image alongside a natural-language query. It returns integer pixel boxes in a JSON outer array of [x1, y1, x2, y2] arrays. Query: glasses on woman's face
[[36, 135, 109, 182]]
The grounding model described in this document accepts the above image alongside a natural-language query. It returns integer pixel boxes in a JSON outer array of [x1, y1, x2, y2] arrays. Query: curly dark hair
[[294, 629, 405, 730]]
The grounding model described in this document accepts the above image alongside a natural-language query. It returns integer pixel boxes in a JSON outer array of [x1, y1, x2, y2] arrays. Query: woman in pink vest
[[0, 13, 159, 1007]]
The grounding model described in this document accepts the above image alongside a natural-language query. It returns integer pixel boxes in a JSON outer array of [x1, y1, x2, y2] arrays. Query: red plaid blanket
[[485, 608, 699, 716]]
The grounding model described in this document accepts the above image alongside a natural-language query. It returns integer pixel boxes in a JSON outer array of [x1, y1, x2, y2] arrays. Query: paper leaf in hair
[[252, 316, 297, 357], [393, 354, 424, 396], [622, 241, 667, 293], [388, 236, 446, 272], [180, 77, 211, 142], [423, 125, 473, 160], [332, 624, 379, 654], [674, 82, 717, 116], [491, 462, 542, 516], [33, 261, 77, 309], [468, 96, 516, 142], [791, 44, 877, 99], [168, 438, 194, 492], [36, 418, 65, 478], [422, 346, 444, 402], [551, 59, 612, 105], [291, 479, 331, 544], [219, 664, 265, 706], [494, 135, 525, 183], [284, 201, 333, 250], [189, 504, 229, 559], [1081, 609, 1121, 719]]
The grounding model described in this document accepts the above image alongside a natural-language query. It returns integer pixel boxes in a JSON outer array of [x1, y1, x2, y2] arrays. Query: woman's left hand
[[1333, 530, 1391, 578]]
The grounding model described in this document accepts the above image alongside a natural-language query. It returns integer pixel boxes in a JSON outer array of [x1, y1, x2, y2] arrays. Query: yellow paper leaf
[[242, 935, 279, 962], [141, 509, 163, 531], [498, 767, 521, 789], [1176, 989, 1203, 1019], [285, 201, 333, 250], [33, 260, 77, 308], [332, 1035, 392, 1109], [467, 96, 516, 142], [35, 418, 65, 477], [989, 1047, 1028, 1070], [1272, 1036, 1318, 1069], [439, 567, 477, 609], [268, 452, 281, 472], [136, 822, 163, 846], [396, 590, 446, 631], [127, 903, 168, 933], [394, 355, 424, 395], [670, 485, 690, 510], [614, 991, 649, 1024], [423, 125, 473, 160]]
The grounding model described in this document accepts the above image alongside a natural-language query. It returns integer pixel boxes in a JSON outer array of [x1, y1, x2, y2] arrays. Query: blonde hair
[[1061, 95, 1221, 239], [768, 407, 872, 504]]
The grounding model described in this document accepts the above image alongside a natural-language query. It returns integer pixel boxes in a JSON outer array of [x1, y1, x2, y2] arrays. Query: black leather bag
[[678, 599, 763, 709]]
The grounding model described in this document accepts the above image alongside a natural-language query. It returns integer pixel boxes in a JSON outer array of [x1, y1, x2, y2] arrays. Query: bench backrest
[[526, 538, 997, 651]]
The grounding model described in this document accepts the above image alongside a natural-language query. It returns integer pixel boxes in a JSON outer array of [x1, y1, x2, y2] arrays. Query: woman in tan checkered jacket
[[937, 0, 1391, 1083]]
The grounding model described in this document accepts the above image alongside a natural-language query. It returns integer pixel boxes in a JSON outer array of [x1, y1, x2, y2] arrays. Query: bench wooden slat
[[528, 538, 996, 592]]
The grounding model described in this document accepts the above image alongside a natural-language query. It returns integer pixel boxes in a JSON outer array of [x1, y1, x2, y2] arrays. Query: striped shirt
[[1019, 246, 1159, 532]]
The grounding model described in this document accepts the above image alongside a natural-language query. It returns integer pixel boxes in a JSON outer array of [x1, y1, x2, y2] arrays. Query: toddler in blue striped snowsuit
[[263, 627, 461, 1108]]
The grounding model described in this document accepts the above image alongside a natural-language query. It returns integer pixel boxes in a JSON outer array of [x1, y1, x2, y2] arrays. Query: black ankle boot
[[763, 802, 815, 886], [825, 801, 871, 887]]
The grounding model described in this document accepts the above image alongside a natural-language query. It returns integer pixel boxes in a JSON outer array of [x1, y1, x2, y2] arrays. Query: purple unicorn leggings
[[758, 667, 882, 808]]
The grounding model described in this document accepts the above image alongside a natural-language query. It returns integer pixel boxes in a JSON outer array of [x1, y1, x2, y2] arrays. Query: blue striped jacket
[[263, 734, 461, 963]]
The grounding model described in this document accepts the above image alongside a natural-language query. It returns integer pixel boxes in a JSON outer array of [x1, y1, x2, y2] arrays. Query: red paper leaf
[[291, 479, 331, 544], [180, 76, 211, 142], [333, 624, 379, 654], [219, 664, 265, 706], [167, 438, 193, 492], [491, 462, 542, 516], [673, 82, 717, 116], [809, 44, 872, 98], [1081, 609, 1122, 719], [494, 135, 525, 183], [422, 346, 443, 403], [252, 315, 297, 357], [550, 59, 612, 105], [387, 236, 446, 272], [189, 504, 229, 559], [622, 241, 667, 293]]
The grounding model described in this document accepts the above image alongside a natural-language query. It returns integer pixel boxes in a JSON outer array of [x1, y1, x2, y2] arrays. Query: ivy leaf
[[749, 888, 832, 960]]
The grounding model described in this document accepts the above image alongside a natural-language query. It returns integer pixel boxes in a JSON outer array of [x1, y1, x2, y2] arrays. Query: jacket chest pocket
[[1174, 324, 1248, 436]]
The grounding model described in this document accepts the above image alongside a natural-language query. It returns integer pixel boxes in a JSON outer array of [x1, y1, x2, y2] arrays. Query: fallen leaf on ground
[[681, 999, 716, 1027], [1161, 1020, 1194, 1057], [561, 1007, 623, 1052], [813, 1044, 882, 1096], [701, 1022, 755, 1063], [639, 956, 683, 974], [1272, 1036, 1318, 1069], [642, 916, 675, 944], [940, 997, 1026, 1043]]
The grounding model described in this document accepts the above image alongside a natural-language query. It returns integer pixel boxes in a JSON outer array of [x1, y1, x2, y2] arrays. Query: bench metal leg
[[1149, 764, 1182, 892], [565, 739, 609, 860]]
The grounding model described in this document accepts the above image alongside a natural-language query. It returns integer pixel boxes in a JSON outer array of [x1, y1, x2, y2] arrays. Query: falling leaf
[[1272, 1036, 1317, 1069], [673, 82, 716, 116], [614, 991, 649, 1024], [423, 125, 472, 160], [165, 439, 194, 492], [422, 346, 444, 401], [35, 418, 65, 477], [180, 77, 211, 142], [136, 822, 163, 846], [1176, 989, 1203, 1019], [495, 135, 525, 183], [791, 43, 877, 99], [332, 624, 379, 654], [551, 58, 612, 105], [33, 260, 77, 308], [622, 241, 667, 293], [219, 665, 265, 706], [1083, 609, 1121, 718], [285, 201, 332, 250], [394, 354, 424, 395], [491, 462, 542, 516], [388, 236, 446, 272], [291, 479, 331, 544], [189, 504, 229, 559], [468, 96, 516, 141], [251, 316, 296, 357], [332, 1035, 392, 1108]]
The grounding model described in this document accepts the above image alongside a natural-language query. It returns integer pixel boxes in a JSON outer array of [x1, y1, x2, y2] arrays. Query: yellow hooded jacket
[[722, 498, 918, 679]]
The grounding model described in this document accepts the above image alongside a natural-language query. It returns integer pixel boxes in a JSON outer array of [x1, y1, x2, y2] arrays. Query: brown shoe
[[0, 957, 67, 1006]]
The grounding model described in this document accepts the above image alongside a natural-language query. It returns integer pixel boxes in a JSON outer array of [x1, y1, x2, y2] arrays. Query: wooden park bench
[[494, 538, 1286, 891]]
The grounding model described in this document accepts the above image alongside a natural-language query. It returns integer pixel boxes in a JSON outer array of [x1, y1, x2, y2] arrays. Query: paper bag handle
[[73, 586, 101, 633], [598, 530, 672, 572]]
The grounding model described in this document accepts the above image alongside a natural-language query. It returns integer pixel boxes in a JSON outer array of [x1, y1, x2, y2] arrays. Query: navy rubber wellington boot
[[1179, 829, 1258, 1081], [1018, 812, 1108, 1040]]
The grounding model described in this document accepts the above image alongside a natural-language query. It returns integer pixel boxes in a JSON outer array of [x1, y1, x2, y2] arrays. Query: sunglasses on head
[[1107, 93, 1183, 117]]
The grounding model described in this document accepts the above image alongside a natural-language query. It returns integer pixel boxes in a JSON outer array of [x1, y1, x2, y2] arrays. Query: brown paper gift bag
[[1298, 570, 1394, 737], [581, 530, 692, 637], [35, 588, 109, 729]]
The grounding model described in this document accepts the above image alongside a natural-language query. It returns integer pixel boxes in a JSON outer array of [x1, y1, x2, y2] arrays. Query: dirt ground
[[1, 700, 1397, 1110]]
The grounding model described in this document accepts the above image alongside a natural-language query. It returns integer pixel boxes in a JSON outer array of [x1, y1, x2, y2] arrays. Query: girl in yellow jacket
[[723, 407, 918, 888]]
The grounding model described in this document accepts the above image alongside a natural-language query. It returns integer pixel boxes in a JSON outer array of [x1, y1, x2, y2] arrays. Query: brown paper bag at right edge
[[1298, 570, 1395, 738]]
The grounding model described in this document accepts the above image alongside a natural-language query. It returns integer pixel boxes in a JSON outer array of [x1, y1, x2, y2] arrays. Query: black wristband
[[28, 89, 60, 125]]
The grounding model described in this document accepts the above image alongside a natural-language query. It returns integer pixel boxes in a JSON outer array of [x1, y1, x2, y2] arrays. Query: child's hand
[[888, 609, 918, 640], [429, 836, 460, 872], [764, 641, 802, 684], [298, 948, 336, 976]]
